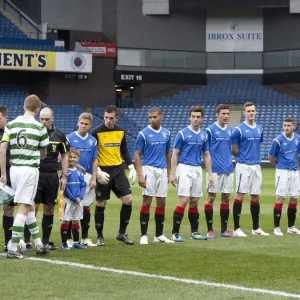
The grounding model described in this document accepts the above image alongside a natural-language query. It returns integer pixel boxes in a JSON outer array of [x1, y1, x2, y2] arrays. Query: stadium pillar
[[142, 0, 169, 15]]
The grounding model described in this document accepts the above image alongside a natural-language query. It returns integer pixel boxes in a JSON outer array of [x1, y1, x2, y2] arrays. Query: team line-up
[[0, 96, 299, 258]]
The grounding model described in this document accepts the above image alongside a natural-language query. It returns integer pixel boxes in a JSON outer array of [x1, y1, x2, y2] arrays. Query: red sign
[[80, 42, 117, 57]]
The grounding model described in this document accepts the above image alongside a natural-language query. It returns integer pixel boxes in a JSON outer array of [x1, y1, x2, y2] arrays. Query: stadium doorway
[[115, 84, 137, 108]]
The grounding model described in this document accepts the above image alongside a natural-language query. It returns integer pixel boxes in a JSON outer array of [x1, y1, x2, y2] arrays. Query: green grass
[[1, 168, 300, 300]]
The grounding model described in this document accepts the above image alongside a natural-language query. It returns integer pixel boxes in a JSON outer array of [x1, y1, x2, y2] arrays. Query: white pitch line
[[1, 254, 300, 298]]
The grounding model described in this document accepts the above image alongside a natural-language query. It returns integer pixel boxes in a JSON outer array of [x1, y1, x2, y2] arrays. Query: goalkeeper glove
[[97, 167, 110, 184], [128, 164, 136, 185]]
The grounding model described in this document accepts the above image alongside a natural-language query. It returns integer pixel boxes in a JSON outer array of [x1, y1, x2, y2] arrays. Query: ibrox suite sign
[[207, 33, 262, 40], [206, 18, 263, 52]]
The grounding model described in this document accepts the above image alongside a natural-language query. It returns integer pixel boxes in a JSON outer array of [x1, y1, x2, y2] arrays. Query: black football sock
[[95, 206, 105, 238]]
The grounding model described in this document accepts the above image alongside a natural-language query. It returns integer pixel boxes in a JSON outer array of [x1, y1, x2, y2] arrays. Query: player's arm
[[232, 127, 241, 157], [58, 135, 69, 190], [268, 154, 276, 167], [0, 141, 8, 185], [39, 126, 49, 159], [121, 132, 136, 184], [134, 149, 146, 188], [64, 183, 77, 203], [134, 132, 146, 188], [90, 158, 98, 189], [60, 153, 68, 190], [171, 132, 183, 187], [166, 148, 171, 183], [170, 149, 180, 187], [166, 131, 171, 182], [79, 173, 87, 200], [89, 139, 98, 189], [39, 148, 47, 159], [203, 134, 213, 188], [203, 151, 213, 176], [268, 139, 280, 168]]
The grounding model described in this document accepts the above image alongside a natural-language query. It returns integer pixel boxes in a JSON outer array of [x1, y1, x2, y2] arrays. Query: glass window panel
[[263, 51, 289, 69], [235, 53, 262, 69], [118, 49, 141, 66], [207, 53, 234, 69]]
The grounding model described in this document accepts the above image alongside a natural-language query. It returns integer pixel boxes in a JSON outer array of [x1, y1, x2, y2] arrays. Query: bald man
[[24, 107, 69, 251]]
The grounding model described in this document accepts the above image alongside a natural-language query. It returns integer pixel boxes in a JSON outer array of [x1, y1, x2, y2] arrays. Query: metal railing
[[2, 0, 42, 39]]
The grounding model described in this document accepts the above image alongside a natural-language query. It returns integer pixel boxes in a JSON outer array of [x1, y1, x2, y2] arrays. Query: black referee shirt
[[40, 126, 69, 172]]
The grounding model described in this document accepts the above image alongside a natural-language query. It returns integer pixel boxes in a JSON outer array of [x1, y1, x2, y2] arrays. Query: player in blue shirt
[[66, 112, 99, 247], [170, 105, 213, 242], [205, 104, 235, 238], [232, 102, 269, 237], [268, 117, 300, 236], [134, 107, 174, 245], [60, 148, 87, 250]]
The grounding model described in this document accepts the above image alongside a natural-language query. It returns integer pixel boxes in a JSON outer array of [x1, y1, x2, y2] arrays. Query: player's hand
[[207, 174, 214, 189], [0, 175, 7, 186], [60, 176, 67, 191], [128, 164, 137, 185], [170, 174, 177, 187], [89, 178, 97, 190], [138, 174, 147, 188], [97, 167, 110, 184], [76, 198, 80, 204], [76, 164, 86, 174]]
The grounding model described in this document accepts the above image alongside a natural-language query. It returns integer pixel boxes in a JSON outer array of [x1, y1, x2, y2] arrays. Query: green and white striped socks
[[26, 211, 43, 247], [11, 213, 27, 250]]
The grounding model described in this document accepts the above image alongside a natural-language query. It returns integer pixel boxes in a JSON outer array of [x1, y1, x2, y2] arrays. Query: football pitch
[[1, 168, 300, 300]]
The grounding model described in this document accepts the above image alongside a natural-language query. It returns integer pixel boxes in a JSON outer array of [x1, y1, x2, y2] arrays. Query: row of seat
[[0, 12, 67, 52]]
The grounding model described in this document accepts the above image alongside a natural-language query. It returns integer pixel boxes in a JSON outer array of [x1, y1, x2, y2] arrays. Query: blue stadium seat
[[0, 12, 67, 51]]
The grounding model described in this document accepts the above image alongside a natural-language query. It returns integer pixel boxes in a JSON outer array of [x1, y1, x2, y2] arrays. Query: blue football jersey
[[64, 168, 87, 203], [269, 133, 300, 170], [233, 122, 263, 164], [206, 123, 233, 174], [134, 126, 170, 168], [66, 132, 97, 173], [173, 126, 209, 166]]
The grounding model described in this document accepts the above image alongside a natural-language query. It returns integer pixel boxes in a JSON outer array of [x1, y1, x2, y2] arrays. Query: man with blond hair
[[66, 112, 98, 247], [0, 94, 49, 258]]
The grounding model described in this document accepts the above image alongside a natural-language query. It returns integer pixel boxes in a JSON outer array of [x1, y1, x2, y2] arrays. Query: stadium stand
[[0, 88, 83, 135], [0, 38, 66, 52], [121, 78, 300, 160], [1, 78, 299, 161], [0, 11, 27, 39], [0, 12, 66, 51]]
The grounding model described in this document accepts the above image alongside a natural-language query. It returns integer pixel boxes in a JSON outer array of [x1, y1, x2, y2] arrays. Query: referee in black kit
[[24, 107, 69, 250]]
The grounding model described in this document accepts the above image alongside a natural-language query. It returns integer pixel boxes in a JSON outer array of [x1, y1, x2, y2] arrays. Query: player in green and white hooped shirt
[[0, 95, 49, 259]]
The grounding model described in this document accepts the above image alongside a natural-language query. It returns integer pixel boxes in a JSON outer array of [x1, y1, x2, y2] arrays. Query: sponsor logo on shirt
[[104, 143, 121, 147]]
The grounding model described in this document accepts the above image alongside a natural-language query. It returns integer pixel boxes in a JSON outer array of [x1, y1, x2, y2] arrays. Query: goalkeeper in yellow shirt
[[92, 105, 136, 246]]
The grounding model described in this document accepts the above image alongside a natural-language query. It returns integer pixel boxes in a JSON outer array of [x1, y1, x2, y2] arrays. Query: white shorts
[[275, 169, 300, 198], [10, 166, 39, 205], [62, 198, 83, 221], [176, 163, 202, 197], [207, 173, 233, 194], [142, 165, 168, 197], [235, 163, 262, 195], [82, 173, 94, 206]]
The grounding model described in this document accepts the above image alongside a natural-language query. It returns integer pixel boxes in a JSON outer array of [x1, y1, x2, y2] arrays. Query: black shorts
[[96, 165, 131, 201], [34, 171, 59, 206]]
